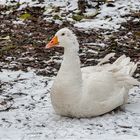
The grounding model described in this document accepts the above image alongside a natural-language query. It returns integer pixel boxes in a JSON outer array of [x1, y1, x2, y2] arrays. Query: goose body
[[46, 28, 139, 118]]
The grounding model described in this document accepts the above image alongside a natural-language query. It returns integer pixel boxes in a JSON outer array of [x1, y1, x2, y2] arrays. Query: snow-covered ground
[[0, 0, 140, 30], [74, 0, 140, 30], [0, 70, 140, 139]]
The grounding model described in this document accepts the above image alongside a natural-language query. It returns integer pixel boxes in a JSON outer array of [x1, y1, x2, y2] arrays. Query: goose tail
[[113, 55, 137, 76], [99, 53, 139, 86], [113, 55, 140, 86]]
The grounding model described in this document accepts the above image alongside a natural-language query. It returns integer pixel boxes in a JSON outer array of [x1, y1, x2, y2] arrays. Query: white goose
[[46, 28, 139, 118]]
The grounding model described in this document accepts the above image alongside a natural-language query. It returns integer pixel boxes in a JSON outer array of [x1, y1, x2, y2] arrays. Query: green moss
[[53, 14, 61, 20], [20, 13, 31, 20], [72, 14, 84, 21]]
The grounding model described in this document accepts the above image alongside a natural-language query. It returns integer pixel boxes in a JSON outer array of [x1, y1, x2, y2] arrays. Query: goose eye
[[61, 33, 65, 36]]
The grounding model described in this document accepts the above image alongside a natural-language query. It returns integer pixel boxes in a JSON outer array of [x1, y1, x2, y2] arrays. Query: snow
[[75, 0, 140, 30], [126, 103, 140, 114], [12, 20, 25, 25], [1, 0, 140, 30], [0, 69, 140, 139], [0, 0, 69, 8]]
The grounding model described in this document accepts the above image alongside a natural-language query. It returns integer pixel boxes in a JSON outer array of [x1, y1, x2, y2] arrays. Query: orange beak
[[45, 36, 59, 48]]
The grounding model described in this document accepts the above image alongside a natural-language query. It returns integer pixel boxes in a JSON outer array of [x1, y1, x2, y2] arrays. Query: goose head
[[46, 28, 79, 52]]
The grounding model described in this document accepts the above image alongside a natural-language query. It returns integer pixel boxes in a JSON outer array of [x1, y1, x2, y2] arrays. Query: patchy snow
[[0, 69, 140, 139], [74, 0, 140, 30], [12, 20, 25, 25], [0, 0, 71, 8], [1, 0, 140, 30]]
